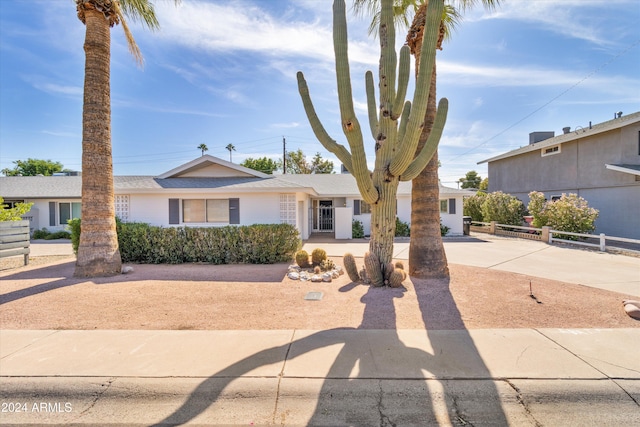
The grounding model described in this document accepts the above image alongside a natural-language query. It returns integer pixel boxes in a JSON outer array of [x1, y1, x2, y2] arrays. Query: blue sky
[[1, 0, 638, 187]]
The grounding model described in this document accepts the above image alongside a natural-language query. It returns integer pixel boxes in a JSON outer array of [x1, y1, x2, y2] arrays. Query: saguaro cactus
[[297, 0, 448, 274]]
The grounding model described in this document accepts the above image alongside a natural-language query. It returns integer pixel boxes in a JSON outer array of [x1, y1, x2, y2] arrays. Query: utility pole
[[282, 136, 286, 174]]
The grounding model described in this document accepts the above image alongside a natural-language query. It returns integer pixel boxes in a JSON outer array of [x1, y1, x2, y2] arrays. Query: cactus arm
[[392, 46, 410, 120], [365, 71, 378, 141], [333, 0, 378, 204], [388, 0, 444, 177], [396, 100, 411, 150], [400, 97, 448, 182], [378, 0, 396, 125], [297, 71, 354, 173]]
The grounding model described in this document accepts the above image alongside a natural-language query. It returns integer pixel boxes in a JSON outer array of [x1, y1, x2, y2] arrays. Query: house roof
[[1, 155, 472, 199], [605, 164, 640, 176], [478, 111, 640, 165]]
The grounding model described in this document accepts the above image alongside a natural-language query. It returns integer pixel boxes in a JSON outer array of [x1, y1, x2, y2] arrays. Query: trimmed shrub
[[528, 191, 599, 238], [395, 218, 410, 237], [352, 219, 364, 238], [71, 220, 301, 264], [481, 191, 526, 226]]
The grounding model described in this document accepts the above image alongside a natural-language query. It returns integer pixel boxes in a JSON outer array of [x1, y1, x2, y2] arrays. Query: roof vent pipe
[[562, 126, 571, 134], [616, 111, 623, 118]]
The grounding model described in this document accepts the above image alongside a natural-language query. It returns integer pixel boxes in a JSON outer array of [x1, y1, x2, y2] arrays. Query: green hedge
[[70, 220, 301, 264]]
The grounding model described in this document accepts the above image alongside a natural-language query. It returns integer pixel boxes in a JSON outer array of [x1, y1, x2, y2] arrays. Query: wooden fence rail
[[0, 220, 30, 265], [470, 221, 640, 253]]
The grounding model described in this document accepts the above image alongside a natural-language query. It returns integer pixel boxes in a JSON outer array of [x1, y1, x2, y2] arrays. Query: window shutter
[[229, 198, 240, 224], [354, 200, 361, 216], [449, 198, 456, 215], [168, 199, 180, 224], [49, 202, 56, 226]]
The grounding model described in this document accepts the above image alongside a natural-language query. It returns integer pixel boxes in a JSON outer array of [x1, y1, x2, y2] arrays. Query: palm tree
[[198, 143, 208, 156], [353, 0, 499, 279], [74, 0, 178, 277], [225, 143, 236, 162]]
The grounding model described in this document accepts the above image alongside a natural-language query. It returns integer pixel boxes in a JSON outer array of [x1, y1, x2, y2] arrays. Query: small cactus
[[384, 262, 395, 282], [360, 267, 370, 284], [311, 248, 327, 266], [364, 251, 384, 287], [295, 250, 310, 268], [320, 258, 336, 272], [314, 265, 321, 274], [343, 252, 360, 282], [389, 268, 405, 288], [395, 261, 405, 270]]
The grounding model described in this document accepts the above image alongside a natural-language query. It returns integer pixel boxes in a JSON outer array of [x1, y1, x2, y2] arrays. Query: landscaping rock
[[287, 271, 300, 280], [311, 274, 322, 282], [322, 272, 332, 282], [299, 271, 310, 281]]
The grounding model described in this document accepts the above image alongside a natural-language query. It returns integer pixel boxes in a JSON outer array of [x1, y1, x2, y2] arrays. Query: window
[[115, 195, 129, 222], [354, 200, 372, 215], [439, 200, 448, 213], [280, 194, 296, 225], [183, 199, 230, 223], [541, 145, 561, 157], [59, 202, 81, 225]]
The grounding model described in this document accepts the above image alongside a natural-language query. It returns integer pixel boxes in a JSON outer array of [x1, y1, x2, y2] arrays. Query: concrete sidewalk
[[1, 329, 639, 425]]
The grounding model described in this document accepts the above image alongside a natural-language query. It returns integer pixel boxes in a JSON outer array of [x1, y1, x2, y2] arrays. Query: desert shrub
[[395, 218, 410, 237], [45, 230, 71, 240], [481, 191, 526, 225], [463, 192, 486, 222], [311, 248, 327, 266], [32, 228, 50, 239], [68, 218, 81, 254], [71, 220, 300, 264], [440, 221, 450, 236], [528, 191, 598, 238], [352, 219, 364, 238], [0, 197, 33, 221]]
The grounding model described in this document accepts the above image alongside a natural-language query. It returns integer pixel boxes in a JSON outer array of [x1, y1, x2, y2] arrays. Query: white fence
[[471, 221, 640, 254]]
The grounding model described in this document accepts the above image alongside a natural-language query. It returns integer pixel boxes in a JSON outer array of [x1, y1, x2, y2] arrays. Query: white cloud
[[270, 122, 301, 129], [470, 0, 635, 46]]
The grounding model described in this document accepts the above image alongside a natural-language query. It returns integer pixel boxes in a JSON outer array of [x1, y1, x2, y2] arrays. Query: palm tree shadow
[[154, 277, 509, 425]]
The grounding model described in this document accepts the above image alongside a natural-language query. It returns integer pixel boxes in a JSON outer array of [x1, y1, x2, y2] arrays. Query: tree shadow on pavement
[[152, 274, 510, 425]]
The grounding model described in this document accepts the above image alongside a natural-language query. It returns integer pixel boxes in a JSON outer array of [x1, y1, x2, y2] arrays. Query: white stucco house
[[1, 155, 472, 239]]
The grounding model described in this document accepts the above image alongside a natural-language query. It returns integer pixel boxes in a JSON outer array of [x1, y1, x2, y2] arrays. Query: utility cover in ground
[[304, 292, 323, 301]]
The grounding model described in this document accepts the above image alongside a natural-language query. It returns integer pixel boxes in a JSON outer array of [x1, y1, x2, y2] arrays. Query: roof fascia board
[[478, 111, 640, 165], [157, 155, 270, 179]]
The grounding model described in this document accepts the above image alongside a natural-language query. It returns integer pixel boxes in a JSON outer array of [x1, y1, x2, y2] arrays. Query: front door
[[312, 200, 333, 232]]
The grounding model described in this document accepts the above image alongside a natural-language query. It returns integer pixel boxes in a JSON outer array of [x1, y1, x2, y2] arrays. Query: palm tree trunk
[[74, 6, 122, 277], [408, 2, 449, 279]]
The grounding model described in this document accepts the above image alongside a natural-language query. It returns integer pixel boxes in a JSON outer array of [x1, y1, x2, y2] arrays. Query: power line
[[444, 38, 640, 163]]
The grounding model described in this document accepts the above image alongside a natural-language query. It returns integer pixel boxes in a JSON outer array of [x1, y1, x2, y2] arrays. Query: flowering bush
[[480, 191, 526, 225], [463, 192, 486, 222], [528, 191, 598, 236]]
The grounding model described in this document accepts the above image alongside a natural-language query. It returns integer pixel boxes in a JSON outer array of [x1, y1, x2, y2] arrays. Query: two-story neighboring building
[[478, 111, 640, 239]]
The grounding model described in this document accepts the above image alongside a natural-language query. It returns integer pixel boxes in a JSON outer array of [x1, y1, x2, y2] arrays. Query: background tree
[[225, 143, 236, 162], [458, 170, 482, 189], [528, 191, 598, 236], [0, 197, 33, 221], [1, 158, 65, 176], [479, 177, 488, 191], [74, 0, 178, 278], [462, 191, 486, 221], [241, 157, 279, 174], [481, 191, 526, 225], [354, 0, 500, 279], [198, 143, 208, 156], [281, 149, 335, 174]]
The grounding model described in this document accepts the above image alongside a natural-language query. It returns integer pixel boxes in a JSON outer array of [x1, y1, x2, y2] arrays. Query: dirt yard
[[1, 256, 638, 330]]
